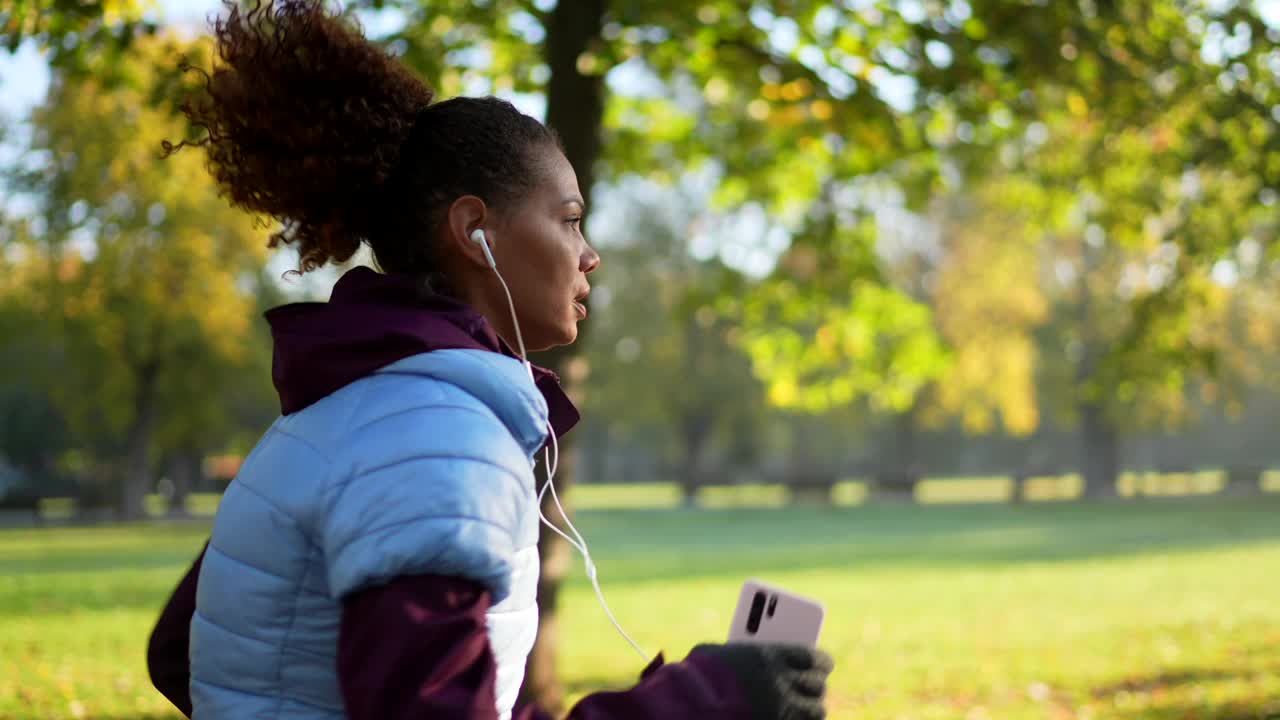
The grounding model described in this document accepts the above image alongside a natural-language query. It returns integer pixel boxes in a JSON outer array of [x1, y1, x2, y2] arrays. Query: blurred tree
[[0, 240, 73, 491], [834, 186, 1049, 493], [153, 266, 281, 514], [968, 120, 1269, 495], [724, 0, 1279, 497], [895, 1, 1280, 495], [581, 182, 767, 504], [1, 32, 271, 519], [1, 0, 156, 74], [925, 190, 1049, 438]]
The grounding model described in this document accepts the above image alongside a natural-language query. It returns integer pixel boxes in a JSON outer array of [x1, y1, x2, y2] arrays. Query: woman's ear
[[443, 194, 491, 269]]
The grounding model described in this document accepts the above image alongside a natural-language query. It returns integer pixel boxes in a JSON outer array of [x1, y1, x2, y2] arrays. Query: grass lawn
[[2, 497, 1279, 719]]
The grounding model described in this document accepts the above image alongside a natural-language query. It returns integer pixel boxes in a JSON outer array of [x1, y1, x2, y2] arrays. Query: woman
[[147, 2, 832, 718]]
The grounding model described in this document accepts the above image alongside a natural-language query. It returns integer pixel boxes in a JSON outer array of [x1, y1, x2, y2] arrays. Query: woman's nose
[[582, 243, 601, 274]]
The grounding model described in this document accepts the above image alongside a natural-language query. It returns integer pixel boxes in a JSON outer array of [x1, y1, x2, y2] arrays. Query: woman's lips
[[573, 301, 587, 320]]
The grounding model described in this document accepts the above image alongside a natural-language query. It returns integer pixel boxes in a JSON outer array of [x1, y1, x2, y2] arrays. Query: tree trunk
[[678, 413, 714, 507], [1011, 469, 1030, 504], [167, 448, 201, 517], [523, 447, 576, 714], [870, 405, 921, 503], [583, 422, 608, 486], [784, 415, 835, 505], [76, 462, 119, 523], [1223, 465, 1263, 497], [1073, 230, 1120, 501], [524, 0, 608, 713], [543, 0, 606, 201], [677, 316, 713, 506], [120, 363, 159, 521], [1080, 401, 1120, 499]]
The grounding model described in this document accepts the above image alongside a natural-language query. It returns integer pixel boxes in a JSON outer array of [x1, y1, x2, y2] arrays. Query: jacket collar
[[265, 266, 579, 437]]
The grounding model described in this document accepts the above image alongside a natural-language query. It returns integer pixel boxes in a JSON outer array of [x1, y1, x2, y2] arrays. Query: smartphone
[[727, 578, 825, 647]]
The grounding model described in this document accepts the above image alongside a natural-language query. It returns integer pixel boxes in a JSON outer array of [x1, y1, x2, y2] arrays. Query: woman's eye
[[566, 217, 582, 229]]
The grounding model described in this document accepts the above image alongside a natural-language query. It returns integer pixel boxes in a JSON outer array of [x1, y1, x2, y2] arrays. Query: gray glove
[[689, 643, 832, 720]]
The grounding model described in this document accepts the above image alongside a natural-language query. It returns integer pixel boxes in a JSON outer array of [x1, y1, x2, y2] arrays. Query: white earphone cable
[[478, 229, 649, 664], [490, 266, 534, 379], [538, 430, 649, 663]]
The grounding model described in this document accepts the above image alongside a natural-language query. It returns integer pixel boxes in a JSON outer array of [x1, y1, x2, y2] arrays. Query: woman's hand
[[688, 643, 833, 720]]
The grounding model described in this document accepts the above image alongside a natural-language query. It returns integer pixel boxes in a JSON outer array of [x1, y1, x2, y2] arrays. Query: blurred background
[[2, 1, 1280, 718]]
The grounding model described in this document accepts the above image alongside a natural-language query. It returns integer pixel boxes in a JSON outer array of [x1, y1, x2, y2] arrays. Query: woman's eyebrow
[[562, 197, 586, 212]]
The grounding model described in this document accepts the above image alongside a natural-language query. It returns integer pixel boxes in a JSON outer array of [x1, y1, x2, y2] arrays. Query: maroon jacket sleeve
[[339, 574, 503, 718], [147, 545, 205, 718], [341, 576, 750, 720]]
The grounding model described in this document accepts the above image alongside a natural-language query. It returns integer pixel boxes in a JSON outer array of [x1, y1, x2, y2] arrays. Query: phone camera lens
[[766, 594, 778, 617], [746, 591, 766, 634]]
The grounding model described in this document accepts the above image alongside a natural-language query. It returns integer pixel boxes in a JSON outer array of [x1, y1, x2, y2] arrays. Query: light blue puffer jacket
[[190, 349, 545, 720]]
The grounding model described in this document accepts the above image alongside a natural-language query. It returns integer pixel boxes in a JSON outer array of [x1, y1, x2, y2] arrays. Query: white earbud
[[469, 228, 498, 269]]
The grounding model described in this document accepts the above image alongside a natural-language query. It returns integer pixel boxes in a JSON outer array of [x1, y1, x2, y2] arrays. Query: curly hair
[[167, 0, 560, 276]]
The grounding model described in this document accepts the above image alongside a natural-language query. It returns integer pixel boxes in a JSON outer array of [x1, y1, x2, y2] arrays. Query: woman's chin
[[526, 322, 578, 353], [552, 322, 579, 348]]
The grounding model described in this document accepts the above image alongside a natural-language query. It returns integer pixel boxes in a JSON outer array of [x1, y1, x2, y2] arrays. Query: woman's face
[[481, 148, 600, 352]]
